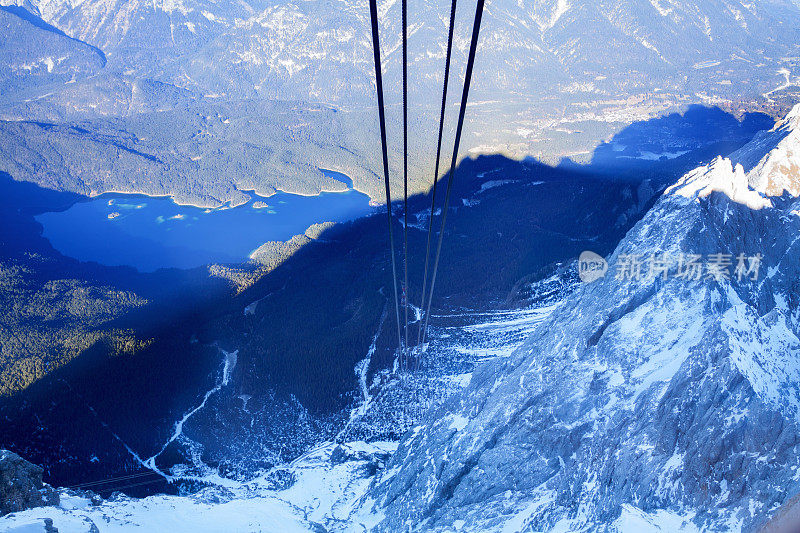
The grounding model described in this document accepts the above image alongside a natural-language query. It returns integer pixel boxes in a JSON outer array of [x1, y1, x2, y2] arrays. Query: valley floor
[[1, 274, 708, 532], [2, 441, 394, 533], [1, 277, 575, 533], [0, 439, 709, 533]]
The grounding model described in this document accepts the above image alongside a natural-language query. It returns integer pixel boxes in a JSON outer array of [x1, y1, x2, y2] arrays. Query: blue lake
[[35, 170, 374, 272]]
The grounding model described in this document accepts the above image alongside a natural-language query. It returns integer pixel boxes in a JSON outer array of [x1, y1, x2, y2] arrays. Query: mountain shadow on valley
[[0, 105, 775, 492]]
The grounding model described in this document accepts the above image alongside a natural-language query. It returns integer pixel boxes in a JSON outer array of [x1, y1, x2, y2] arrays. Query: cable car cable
[[368, 0, 403, 350], [420, 0, 485, 347], [416, 0, 458, 353]]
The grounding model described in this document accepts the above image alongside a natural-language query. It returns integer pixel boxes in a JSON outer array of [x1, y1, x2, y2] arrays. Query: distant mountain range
[[0, 0, 799, 204]]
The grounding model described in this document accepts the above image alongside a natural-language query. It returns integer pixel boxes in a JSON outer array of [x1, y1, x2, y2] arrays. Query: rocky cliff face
[[367, 105, 800, 532], [0, 450, 59, 516]]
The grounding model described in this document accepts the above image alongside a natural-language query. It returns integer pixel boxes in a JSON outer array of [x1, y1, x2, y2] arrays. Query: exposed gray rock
[[264, 469, 296, 491], [0, 450, 59, 516], [759, 490, 800, 532], [330, 445, 363, 465], [367, 105, 800, 532]]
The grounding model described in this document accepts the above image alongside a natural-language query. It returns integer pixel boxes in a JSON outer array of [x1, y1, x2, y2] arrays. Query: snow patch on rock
[[666, 156, 772, 209]]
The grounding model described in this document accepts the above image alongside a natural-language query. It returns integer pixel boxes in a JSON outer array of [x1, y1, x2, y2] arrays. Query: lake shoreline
[[37, 180, 375, 272], [85, 168, 367, 209]]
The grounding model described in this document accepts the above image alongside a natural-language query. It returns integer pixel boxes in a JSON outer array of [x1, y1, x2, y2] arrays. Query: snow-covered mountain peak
[[666, 102, 800, 210], [365, 104, 800, 532], [743, 102, 800, 198], [666, 155, 772, 209]]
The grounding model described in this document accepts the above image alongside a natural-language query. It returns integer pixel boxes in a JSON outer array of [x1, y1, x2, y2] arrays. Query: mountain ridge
[[1, 0, 798, 206], [365, 103, 800, 532]]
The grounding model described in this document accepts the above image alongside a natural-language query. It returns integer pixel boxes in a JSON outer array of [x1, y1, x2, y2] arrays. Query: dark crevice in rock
[[587, 284, 657, 348], [423, 392, 549, 520]]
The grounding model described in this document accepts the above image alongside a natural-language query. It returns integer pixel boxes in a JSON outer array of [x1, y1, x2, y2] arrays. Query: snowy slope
[[0, 267, 577, 532], [0, 290, 572, 533], [0, 6, 104, 95], [0, 441, 396, 533], [364, 104, 800, 532]]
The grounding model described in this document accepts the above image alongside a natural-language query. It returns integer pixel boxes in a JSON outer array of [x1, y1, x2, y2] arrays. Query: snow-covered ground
[[336, 270, 577, 443], [1, 441, 396, 533], [1, 273, 577, 533], [0, 264, 736, 532], [2, 438, 701, 532]]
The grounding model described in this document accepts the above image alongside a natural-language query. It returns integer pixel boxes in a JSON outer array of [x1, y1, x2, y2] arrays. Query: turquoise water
[[36, 171, 373, 272]]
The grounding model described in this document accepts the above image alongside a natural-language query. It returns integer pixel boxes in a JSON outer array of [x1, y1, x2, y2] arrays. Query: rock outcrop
[[0, 450, 59, 516], [759, 491, 800, 532], [367, 105, 800, 532]]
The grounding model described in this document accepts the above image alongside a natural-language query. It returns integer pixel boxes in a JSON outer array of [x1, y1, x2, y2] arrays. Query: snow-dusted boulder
[[0, 450, 59, 516]]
